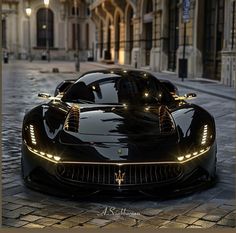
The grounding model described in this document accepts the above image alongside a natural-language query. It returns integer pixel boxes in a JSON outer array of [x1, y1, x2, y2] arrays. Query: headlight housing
[[24, 124, 61, 163], [201, 124, 208, 145], [27, 146, 61, 163], [177, 146, 210, 163], [29, 124, 37, 145], [176, 124, 213, 163]]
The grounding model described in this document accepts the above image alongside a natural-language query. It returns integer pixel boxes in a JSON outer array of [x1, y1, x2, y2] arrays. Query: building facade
[[2, 0, 96, 61], [90, 0, 236, 87]]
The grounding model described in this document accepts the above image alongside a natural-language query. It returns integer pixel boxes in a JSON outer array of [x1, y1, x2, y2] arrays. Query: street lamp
[[25, 7, 32, 62], [74, 0, 80, 72], [44, 0, 50, 62]]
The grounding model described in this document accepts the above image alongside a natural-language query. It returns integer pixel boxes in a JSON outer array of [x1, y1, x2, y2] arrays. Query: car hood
[[56, 104, 179, 161], [37, 102, 213, 162], [61, 104, 176, 137]]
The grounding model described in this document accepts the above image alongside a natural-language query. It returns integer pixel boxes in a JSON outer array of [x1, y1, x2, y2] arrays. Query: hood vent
[[159, 106, 175, 134], [64, 105, 80, 133]]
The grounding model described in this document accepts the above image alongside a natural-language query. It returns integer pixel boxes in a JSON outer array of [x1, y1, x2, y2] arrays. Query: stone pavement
[[1, 60, 236, 228]]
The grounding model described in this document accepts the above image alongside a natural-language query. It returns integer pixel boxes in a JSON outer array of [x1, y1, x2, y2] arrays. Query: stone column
[[132, 16, 141, 68], [102, 24, 108, 59], [221, 0, 236, 87], [150, 9, 162, 71], [97, 24, 105, 60], [192, 0, 203, 78], [159, 0, 169, 71], [110, 24, 115, 60], [118, 20, 125, 64]]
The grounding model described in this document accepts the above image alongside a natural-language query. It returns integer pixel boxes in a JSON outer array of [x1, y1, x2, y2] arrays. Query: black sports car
[[21, 69, 217, 198]]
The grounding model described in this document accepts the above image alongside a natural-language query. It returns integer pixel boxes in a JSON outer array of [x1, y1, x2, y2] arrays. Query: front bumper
[[21, 142, 217, 198]]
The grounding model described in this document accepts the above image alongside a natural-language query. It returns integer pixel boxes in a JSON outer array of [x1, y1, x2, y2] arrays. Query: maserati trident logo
[[114, 169, 125, 186], [117, 148, 122, 155]]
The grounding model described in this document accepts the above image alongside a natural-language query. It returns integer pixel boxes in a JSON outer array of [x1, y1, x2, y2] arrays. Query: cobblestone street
[[2, 60, 236, 228]]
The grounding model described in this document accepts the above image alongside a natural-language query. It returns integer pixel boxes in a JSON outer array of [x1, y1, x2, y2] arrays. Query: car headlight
[[201, 124, 208, 145], [29, 124, 37, 145], [177, 146, 210, 163], [26, 146, 61, 163], [176, 124, 213, 163], [25, 124, 61, 163]]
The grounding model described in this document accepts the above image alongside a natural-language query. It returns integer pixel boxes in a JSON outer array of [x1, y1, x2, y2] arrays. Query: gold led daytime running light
[[177, 156, 184, 161], [27, 146, 61, 163], [177, 147, 210, 163], [201, 125, 208, 145], [29, 124, 37, 145]]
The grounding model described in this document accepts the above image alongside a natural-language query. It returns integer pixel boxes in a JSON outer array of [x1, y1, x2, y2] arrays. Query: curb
[[170, 82, 236, 101]]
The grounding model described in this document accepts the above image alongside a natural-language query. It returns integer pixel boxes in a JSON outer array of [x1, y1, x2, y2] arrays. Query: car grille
[[56, 163, 183, 186]]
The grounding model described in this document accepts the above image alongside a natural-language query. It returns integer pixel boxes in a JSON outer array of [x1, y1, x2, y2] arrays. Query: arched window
[[37, 8, 54, 47]]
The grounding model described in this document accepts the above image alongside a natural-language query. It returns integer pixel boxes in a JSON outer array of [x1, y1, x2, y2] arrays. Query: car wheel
[[207, 156, 217, 182]]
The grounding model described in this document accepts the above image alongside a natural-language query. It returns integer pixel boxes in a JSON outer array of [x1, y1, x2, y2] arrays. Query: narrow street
[[2, 60, 235, 228]]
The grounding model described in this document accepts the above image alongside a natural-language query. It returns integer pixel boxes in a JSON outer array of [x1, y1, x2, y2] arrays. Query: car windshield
[[62, 70, 175, 106]]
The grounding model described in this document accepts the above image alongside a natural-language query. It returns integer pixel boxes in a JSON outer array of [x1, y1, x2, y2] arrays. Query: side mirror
[[54, 80, 75, 97], [38, 93, 51, 99], [174, 93, 197, 101], [184, 93, 197, 99]]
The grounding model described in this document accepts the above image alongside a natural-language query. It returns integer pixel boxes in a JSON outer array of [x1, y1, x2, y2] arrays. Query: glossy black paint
[[21, 69, 217, 197]]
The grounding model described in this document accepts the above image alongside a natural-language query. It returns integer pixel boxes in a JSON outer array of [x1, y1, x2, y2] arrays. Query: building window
[[216, 0, 225, 52], [2, 19, 7, 49], [146, 0, 153, 14], [115, 14, 121, 60], [37, 8, 54, 47], [127, 5, 134, 64], [203, 0, 225, 80], [87, 8, 90, 16], [72, 6, 79, 16], [100, 21, 103, 58], [72, 23, 80, 49], [231, 0, 236, 49], [168, 0, 179, 71], [86, 23, 89, 49]]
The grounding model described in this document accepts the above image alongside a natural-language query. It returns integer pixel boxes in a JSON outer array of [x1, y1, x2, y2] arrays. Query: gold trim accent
[[27, 146, 58, 164], [61, 161, 178, 165], [26, 144, 210, 165], [60, 147, 210, 165]]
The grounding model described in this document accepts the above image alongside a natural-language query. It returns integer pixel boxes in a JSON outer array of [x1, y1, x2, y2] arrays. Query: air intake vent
[[159, 106, 175, 134], [64, 105, 80, 133]]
